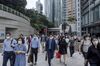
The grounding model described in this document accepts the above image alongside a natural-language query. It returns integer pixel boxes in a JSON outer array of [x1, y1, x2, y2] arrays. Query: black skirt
[[58, 39, 68, 55], [59, 47, 67, 54]]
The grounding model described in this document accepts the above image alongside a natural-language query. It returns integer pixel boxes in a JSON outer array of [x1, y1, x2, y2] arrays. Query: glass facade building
[[44, 0, 67, 27], [81, 0, 100, 36]]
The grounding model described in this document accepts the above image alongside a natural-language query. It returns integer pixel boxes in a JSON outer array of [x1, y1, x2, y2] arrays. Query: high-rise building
[[36, 0, 43, 14], [44, 0, 82, 36], [66, 0, 75, 18], [54, 0, 62, 27], [45, 0, 55, 23], [66, 0, 76, 33], [75, 0, 81, 36], [61, 0, 67, 24], [45, 0, 67, 27], [65, 0, 81, 36], [81, 0, 100, 36]]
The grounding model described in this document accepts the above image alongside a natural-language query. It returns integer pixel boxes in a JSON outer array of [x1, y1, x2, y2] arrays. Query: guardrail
[[0, 4, 30, 22]]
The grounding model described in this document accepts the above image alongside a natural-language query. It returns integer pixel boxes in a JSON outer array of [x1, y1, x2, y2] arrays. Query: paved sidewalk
[[0, 45, 85, 66], [0, 52, 84, 66]]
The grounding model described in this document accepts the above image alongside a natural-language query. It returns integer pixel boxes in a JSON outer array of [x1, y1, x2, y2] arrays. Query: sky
[[26, 0, 44, 9]]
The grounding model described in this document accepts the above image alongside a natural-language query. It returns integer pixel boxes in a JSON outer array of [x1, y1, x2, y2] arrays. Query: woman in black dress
[[58, 36, 68, 66]]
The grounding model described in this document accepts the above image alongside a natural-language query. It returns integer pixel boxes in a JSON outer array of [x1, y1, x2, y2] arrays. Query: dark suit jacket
[[45, 38, 56, 59]]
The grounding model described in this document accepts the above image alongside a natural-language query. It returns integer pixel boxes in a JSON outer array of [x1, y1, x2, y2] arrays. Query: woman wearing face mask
[[14, 38, 27, 66], [80, 35, 92, 66], [58, 36, 68, 66], [87, 37, 100, 66]]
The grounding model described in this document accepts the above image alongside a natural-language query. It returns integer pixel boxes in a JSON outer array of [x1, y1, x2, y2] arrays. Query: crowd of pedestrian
[[2, 32, 100, 66]]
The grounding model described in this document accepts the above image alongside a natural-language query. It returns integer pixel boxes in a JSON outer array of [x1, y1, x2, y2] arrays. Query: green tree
[[0, 0, 27, 13], [67, 16, 76, 23], [25, 9, 54, 31], [0, 0, 54, 31]]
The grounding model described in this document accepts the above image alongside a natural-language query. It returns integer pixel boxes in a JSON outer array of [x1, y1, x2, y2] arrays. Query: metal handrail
[[0, 4, 30, 21]]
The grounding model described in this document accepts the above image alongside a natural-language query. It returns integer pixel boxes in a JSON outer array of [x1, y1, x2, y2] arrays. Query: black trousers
[[47, 50, 54, 66], [31, 48, 38, 63], [70, 46, 74, 57], [2, 51, 15, 66], [90, 63, 97, 66]]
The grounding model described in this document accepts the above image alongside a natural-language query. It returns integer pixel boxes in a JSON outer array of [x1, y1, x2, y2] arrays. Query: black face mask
[[78, 40, 81, 42]]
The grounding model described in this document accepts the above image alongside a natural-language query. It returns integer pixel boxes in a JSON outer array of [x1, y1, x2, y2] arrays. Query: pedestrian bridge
[[0, 4, 34, 40]]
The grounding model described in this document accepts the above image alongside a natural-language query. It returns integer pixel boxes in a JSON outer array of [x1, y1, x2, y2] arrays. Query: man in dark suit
[[45, 34, 56, 66]]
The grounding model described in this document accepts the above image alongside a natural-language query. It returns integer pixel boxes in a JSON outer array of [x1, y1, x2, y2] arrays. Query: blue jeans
[[2, 51, 15, 66]]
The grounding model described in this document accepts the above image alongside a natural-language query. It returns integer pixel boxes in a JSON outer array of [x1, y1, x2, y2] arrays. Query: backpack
[[10, 39, 15, 48]]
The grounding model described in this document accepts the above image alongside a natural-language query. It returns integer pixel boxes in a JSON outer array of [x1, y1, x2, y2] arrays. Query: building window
[[82, 16, 85, 25], [78, 13, 80, 16], [78, 27, 80, 31], [78, 22, 80, 26], [78, 18, 80, 21], [90, 10, 93, 23], [93, 6, 99, 22], [84, 15, 86, 25], [85, 13, 89, 24], [78, 8, 80, 11], [99, 5, 100, 18], [95, 6, 99, 21], [78, 4, 80, 7]]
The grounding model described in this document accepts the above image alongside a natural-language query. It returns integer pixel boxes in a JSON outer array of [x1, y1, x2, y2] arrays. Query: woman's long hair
[[17, 37, 24, 44]]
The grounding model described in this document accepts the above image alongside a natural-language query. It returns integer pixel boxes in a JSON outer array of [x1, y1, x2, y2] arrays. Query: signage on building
[[0, 32, 4, 37]]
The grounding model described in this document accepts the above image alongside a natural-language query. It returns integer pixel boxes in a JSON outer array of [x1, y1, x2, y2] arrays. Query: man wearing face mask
[[2, 33, 17, 66], [45, 34, 56, 66], [30, 34, 40, 65]]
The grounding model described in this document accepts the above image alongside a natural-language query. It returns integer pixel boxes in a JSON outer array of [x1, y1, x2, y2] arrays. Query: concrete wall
[[0, 10, 34, 39]]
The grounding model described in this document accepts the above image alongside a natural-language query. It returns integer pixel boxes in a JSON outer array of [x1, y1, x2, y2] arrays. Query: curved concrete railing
[[0, 4, 35, 40], [0, 4, 30, 22]]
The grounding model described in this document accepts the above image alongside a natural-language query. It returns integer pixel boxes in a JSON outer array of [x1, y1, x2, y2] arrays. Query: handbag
[[56, 51, 61, 59], [28, 53, 33, 63]]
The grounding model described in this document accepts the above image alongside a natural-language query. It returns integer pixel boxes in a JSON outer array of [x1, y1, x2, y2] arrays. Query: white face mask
[[95, 41, 99, 44], [86, 37, 90, 40], [6, 36, 10, 39], [18, 41, 22, 45], [50, 37, 53, 39], [65, 38, 69, 43]]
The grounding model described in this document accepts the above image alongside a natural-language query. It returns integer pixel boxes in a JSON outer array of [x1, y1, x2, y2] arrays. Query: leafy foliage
[[67, 16, 76, 23], [25, 9, 54, 31], [0, 1, 54, 31], [0, 0, 27, 13]]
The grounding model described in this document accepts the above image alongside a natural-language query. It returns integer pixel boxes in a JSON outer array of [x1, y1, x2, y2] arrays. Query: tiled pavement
[[0, 48, 85, 66]]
